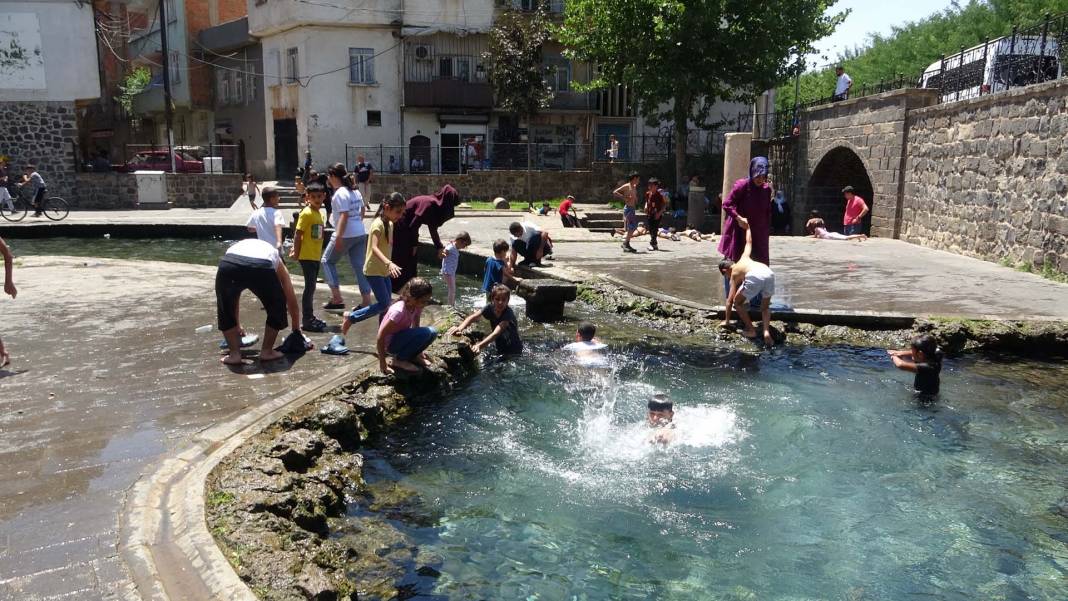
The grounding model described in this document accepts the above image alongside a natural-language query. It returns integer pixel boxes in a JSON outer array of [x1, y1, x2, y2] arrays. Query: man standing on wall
[[833, 65, 853, 102], [842, 186, 869, 236]]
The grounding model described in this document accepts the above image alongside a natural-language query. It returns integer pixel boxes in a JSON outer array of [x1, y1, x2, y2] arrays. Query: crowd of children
[[209, 160, 941, 404]]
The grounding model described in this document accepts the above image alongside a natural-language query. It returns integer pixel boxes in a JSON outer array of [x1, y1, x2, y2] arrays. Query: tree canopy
[[558, 0, 843, 186], [483, 7, 556, 120], [777, 0, 1068, 110]]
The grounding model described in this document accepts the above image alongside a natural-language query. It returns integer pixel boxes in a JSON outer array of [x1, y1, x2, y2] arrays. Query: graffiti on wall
[[0, 12, 46, 90]]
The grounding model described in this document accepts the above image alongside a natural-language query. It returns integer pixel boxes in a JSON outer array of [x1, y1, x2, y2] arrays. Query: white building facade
[[0, 0, 102, 197]]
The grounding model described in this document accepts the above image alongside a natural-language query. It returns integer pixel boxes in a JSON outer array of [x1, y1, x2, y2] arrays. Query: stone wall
[[72, 173, 242, 209], [368, 162, 646, 205], [0, 101, 77, 200], [797, 89, 939, 237], [900, 79, 1068, 271], [166, 173, 243, 208]]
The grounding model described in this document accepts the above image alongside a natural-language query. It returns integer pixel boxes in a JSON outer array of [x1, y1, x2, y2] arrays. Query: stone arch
[[806, 145, 875, 234]]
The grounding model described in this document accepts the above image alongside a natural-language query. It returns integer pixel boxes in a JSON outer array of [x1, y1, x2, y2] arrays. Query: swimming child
[[337, 192, 408, 340], [887, 334, 943, 395], [290, 182, 327, 331], [482, 239, 515, 296], [376, 277, 437, 374], [448, 284, 523, 355], [441, 231, 471, 306], [647, 394, 676, 445], [718, 224, 775, 346], [561, 321, 607, 366]]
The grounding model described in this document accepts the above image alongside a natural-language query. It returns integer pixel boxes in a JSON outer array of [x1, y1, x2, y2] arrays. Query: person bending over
[[508, 221, 553, 268], [215, 238, 301, 365], [718, 224, 775, 346]]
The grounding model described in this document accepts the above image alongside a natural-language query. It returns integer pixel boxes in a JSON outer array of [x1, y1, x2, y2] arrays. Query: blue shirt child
[[482, 256, 505, 293]]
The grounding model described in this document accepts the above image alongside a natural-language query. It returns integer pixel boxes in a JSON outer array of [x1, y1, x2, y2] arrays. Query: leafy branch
[[116, 66, 152, 114]]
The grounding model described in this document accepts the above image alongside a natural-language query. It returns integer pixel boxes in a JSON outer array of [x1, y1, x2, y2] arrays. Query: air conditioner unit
[[413, 44, 434, 61]]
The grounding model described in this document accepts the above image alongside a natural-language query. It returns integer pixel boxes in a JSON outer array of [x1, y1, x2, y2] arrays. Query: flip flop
[[219, 334, 260, 350], [319, 334, 350, 356]]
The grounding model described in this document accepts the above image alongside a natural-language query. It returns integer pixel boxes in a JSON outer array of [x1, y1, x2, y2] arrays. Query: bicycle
[[0, 185, 69, 222]]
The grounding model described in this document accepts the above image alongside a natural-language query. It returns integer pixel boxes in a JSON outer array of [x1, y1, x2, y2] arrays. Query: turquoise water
[[363, 343, 1068, 600]]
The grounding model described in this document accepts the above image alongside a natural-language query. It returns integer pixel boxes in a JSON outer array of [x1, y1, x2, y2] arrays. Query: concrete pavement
[[0, 256, 401, 600]]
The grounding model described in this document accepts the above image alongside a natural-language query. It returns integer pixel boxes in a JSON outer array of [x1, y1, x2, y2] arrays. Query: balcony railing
[[548, 90, 597, 111], [404, 80, 494, 109]]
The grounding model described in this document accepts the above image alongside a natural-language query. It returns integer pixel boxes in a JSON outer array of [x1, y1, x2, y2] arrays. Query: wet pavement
[[0, 256, 398, 600], [437, 213, 1068, 319]]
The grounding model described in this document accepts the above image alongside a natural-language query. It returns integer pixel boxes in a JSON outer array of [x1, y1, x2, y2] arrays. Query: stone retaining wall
[[901, 79, 1068, 271], [0, 101, 77, 201], [368, 162, 647, 204], [72, 173, 242, 209]]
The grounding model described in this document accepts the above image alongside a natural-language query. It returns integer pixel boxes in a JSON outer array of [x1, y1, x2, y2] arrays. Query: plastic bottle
[[195, 324, 213, 334]]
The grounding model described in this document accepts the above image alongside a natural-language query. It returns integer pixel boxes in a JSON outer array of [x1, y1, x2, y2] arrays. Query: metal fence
[[75, 143, 244, 174]]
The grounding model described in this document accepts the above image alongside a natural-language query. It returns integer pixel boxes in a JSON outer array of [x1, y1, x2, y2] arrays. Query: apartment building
[[0, 0, 101, 198]]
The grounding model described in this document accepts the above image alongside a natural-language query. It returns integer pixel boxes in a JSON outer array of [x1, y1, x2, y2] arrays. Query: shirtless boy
[[613, 172, 641, 253], [718, 224, 775, 346], [647, 394, 676, 445]]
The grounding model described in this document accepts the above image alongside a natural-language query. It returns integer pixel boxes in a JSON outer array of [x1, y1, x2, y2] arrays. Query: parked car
[[125, 150, 204, 173]]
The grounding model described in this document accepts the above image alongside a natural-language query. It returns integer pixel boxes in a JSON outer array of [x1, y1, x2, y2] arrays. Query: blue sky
[[811, 0, 958, 67]]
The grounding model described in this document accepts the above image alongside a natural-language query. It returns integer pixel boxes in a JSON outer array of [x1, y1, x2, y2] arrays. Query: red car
[[125, 150, 204, 173]]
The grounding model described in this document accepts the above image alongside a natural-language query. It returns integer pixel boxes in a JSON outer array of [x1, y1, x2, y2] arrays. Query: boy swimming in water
[[562, 321, 607, 366], [647, 394, 676, 445]]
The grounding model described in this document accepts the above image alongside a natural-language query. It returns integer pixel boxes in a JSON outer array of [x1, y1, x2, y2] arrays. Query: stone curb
[[119, 356, 378, 601]]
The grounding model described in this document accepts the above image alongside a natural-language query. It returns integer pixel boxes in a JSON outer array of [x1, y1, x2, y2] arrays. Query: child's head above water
[[577, 321, 596, 342], [489, 284, 510, 313], [492, 239, 509, 258], [647, 394, 674, 426], [910, 334, 942, 364]]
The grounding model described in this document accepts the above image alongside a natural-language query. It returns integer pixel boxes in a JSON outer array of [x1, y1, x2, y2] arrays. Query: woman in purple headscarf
[[718, 157, 772, 298], [391, 184, 461, 290]]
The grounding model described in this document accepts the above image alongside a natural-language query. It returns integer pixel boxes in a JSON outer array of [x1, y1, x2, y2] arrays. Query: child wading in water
[[449, 284, 523, 356], [377, 277, 437, 374], [290, 182, 328, 331], [441, 231, 471, 306], [335, 193, 408, 345], [482, 239, 516, 297], [888, 334, 943, 396]]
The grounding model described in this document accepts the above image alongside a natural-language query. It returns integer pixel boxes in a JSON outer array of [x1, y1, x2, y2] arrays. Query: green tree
[[483, 7, 556, 120], [558, 0, 843, 188], [116, 66, 153, 116], [777, 0, 1068, 111]]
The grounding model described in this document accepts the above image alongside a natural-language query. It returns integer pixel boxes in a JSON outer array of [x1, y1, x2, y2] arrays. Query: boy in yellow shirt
[[290, 182, 327, 331]]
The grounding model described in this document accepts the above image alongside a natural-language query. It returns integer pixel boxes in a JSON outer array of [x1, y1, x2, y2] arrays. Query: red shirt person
[[842, 185, 870, 236], [558, 195, 579, 228]]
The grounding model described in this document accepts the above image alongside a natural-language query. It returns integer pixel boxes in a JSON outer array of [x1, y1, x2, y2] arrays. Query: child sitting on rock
[[448, 284, 523, 356], [376, 277, 437, 374]]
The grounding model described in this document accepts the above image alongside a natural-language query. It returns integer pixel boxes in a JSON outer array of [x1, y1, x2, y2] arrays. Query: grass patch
[[207, 490, 235, 508], [462, 197, 573, 211], [1005, 258, 1068, 284]]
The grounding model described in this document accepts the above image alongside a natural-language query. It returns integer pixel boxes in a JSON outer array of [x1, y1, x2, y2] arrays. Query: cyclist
[[21, 165, 47, 218]]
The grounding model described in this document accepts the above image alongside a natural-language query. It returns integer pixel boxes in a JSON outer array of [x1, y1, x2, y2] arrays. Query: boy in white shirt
[[245, 187, 286, 250]]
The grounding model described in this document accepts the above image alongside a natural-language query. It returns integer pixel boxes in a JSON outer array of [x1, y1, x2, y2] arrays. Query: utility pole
[[158, 0, 177, 173]]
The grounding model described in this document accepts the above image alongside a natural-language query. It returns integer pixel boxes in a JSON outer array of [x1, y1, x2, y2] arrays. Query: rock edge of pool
[[204, 282, 1068, 601]]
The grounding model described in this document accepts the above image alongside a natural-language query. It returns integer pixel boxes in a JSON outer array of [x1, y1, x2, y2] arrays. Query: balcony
[[405, 79, 494, 109]]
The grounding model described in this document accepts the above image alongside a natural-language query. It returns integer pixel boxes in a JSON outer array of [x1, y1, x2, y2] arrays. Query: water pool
[[361, 344, 1068, 600]]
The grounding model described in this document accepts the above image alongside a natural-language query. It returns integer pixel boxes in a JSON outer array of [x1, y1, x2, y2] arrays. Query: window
[[349, 47, 375, 84], [233, 71, 243, 103], [217, 72, 229, 104], [285, 47, 299, 84], [170, 50, 181, 84], [367, 110, 382, 126], [544, 57, 570, 92], [247, 70, 256, 101], [267, 49, 281, 86]]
